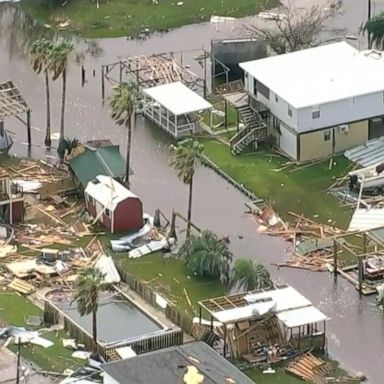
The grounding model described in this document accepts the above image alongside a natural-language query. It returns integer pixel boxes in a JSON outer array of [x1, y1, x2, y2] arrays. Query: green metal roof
[[69, 145, 126, 187]]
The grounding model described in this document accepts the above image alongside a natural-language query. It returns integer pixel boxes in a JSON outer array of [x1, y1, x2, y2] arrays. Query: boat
[[348, 162, 384, 193], [364, 255, 384, 279]]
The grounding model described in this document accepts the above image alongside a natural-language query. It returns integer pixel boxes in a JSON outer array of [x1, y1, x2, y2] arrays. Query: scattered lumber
[[286, 352, 331, 382]]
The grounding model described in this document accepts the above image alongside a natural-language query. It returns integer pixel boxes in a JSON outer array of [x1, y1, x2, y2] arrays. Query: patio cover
[[276, 306, 330, 328], [143, 81, 212, 116], [211, 286, 312, 324]]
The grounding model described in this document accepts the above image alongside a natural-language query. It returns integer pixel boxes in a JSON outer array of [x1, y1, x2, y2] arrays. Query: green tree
[[30, 39, 54, 147], [74, 267, 108, 356], [179, 230, 233, 283], [170, 139, 203, 238], [49, 40, 74, 159], [229, 259, 272, 292], [110, 82, 138, 186], [364, 13, 384, 48]]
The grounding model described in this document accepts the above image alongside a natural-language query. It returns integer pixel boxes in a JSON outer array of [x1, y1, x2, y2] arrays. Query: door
[[369, 118, 384, 140]]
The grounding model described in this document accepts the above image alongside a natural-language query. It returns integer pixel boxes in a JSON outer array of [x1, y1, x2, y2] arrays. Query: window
[[288, 105, 293, 117], [275, 94, 279, 103], [105, 208, 111, 218], [255, 80, 270, 100], [88, 196, 95, 205], [312, 106, 320, 119], [324, 130, 331, 141]]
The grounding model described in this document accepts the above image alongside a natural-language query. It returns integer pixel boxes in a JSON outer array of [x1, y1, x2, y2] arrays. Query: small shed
[[142, 81, 212, 139], [84, 175, 143, 233], [69, 143, 128, 188]]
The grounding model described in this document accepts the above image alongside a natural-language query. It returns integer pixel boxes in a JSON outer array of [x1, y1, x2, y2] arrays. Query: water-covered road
[[1, 1, 384, 381]]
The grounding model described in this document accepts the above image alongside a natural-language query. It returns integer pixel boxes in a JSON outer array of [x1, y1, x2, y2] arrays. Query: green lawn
[[246, 367, 303, 384], [201, 139, 351, 229], [114, 253, 226, 315], [0, 292, 82, 372], [22, 0, 276, 38]]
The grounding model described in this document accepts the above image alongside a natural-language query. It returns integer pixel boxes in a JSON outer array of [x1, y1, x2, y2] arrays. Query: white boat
[[348, 162, 384, 192]]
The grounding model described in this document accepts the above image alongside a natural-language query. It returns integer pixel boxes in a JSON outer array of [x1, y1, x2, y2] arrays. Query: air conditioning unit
[[338, 124, 349, 134]]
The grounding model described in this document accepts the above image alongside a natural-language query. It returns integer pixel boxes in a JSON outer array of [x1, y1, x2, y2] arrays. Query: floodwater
[[56, 294, 163, 344], [1, 1, 384, 382]]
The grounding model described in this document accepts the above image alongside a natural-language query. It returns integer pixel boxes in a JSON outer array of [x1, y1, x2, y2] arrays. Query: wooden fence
[[116, 262, 195, 336]]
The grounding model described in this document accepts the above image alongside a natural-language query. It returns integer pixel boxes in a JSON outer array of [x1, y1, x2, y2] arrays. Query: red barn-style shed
[[84, 175, 143, 233]]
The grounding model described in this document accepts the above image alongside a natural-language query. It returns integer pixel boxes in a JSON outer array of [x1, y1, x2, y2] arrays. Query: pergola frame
[[0, 81, 31, 147], [332, 227, 384, 293], [101, 50, 209, 101]]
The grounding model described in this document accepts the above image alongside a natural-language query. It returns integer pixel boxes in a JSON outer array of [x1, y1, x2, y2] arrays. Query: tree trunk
[[92, 308, 98, 356], [186, 176, 193, 238], [44, 70, 51, 148], [125, 114, 132, 187], [58, 69, 66, 159]]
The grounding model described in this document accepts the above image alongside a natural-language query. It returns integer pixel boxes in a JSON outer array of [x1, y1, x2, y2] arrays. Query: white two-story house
[[239, 42, 384, 162]]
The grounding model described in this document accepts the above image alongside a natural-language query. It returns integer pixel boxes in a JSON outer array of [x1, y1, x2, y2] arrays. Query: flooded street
[[1, 1, 384, 382]]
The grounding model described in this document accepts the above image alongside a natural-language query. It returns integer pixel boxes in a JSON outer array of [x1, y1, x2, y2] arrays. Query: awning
[[143, 81, 212, 116], [277, 306, 330, 328], [348, 208, 384, 231]]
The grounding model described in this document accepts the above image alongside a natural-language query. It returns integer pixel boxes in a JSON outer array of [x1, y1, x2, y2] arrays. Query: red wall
[[113, 197, 143, 232], [11, 201, 23, 223]]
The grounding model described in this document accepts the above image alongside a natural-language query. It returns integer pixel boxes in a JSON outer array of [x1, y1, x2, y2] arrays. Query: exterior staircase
[[230, 106, 267, 155]]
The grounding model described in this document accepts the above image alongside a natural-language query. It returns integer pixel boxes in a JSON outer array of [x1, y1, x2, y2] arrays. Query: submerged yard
[[22, 0, 276, 38], [201, 139, 352, 229]]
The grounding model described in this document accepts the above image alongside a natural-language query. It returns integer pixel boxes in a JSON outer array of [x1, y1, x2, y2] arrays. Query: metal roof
[[101, 342, 255, 384], [69, 145, 127, 187], [277, 306, 329, 328], [240, 42, 384, 108], [143, 82, 212, 116], [85, 175, 139, 212], [348, 208, 384, 231], [344, 137, 384, 167], [0, 81, 28, 120]]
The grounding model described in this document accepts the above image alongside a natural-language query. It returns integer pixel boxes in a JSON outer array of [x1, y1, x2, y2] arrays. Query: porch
[[142, 82, 212, 139]]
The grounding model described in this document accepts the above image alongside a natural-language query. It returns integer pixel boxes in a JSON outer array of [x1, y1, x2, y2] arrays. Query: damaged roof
[[69, 145, 127, 188], [101, 341, 254, 384], [0, 81, 29, 120]]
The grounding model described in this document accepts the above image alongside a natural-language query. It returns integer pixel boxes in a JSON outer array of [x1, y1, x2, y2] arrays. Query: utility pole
[[368, 0, 372, 49], [16, 338, 21, 384]]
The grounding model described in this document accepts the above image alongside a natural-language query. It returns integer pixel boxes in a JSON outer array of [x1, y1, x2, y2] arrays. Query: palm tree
[[30, 39, 54, 147], [179, 230, 233, 283], [229, 259, 273, 292], [364, 13, 384, 48], [170, 139, 204, 238], [74, 267, 107, 356], [110, 82, 138, 187], [49, 40, 74, 159]]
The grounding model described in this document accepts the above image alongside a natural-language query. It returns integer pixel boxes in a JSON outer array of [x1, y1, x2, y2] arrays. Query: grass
[[0, 292, 81, 372], [246, 367, 303, 384], [202, 96, 239, 131], [22, 0, 276, 38], [201, 139, 352, 229], [114, 253, 226, 314]]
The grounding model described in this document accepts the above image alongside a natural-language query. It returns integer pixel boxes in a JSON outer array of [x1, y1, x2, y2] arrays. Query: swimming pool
[[55, 293, 164, 344]]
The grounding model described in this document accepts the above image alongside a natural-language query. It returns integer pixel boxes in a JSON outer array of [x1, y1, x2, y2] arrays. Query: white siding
[[297, 91, 384, 133], [103, 373, 120, 384], [246, 74, 299, 130], [280, 124, 297, 159]]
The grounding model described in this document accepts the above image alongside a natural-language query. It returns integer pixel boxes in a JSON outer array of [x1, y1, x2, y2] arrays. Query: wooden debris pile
[[4, 159, 69, 183], [286, 352, 331, 382], [247, 204, 347, 272]]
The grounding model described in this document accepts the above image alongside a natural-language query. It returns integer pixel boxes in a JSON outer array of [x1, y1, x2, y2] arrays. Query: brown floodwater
[[1, 1, 384, 382]]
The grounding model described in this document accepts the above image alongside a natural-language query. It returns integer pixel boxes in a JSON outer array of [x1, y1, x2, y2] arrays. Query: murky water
[[1, 1, 384, 382]]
